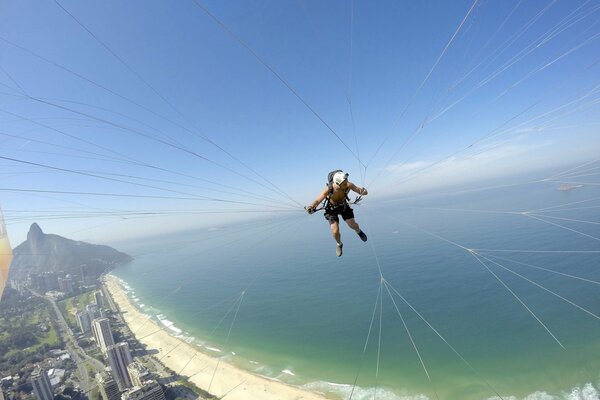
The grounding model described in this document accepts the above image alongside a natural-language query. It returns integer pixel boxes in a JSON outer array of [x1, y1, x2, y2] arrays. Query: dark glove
[[306, 206, 315, 214]]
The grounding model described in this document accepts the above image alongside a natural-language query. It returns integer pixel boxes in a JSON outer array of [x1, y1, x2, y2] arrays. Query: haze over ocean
[[112, 178, 600, 400]]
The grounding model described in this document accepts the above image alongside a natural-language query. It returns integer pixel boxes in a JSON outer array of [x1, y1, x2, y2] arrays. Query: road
[[32, 290, 105, 393]]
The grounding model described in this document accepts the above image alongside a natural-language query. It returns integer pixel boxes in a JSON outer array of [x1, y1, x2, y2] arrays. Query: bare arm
[[309, 187, 329, 209], [349, 182, 368, 195]]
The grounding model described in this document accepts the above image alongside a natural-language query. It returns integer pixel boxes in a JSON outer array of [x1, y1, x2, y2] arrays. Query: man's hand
[[305, 206, 315, 214]]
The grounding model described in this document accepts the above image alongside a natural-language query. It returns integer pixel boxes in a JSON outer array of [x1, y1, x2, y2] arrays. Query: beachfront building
[[95, 290, 104, 307], [121, 380, 165, 400], [107, 342, 133, 391], [92, 318, 115, 354], [31, 368, 53, 400], [97, 373, 121, 400], [126, 362, 152, 388], [76, 311, 92, 334]]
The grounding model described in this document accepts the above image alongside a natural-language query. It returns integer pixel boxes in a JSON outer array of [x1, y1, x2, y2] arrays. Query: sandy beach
[[103, 275, 329, 400]]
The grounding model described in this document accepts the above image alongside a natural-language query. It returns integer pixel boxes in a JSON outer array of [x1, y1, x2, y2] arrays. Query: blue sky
[[1, 0, 599, 244]]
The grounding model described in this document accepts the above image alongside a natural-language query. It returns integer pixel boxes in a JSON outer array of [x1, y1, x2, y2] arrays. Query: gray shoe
[[336, 242, 343, 257]]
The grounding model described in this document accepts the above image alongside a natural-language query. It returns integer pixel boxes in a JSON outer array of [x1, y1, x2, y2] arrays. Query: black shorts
[[324, 203, 354, 224]]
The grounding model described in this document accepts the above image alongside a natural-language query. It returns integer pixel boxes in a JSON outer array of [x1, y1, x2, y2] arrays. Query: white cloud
[[370, 139, 580, 199]]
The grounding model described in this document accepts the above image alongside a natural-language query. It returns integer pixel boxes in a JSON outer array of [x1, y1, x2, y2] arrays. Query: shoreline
[[103, 274, 331, 400]]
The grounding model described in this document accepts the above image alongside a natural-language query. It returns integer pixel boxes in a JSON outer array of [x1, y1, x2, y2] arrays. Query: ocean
[[111, 179, 600, 400]]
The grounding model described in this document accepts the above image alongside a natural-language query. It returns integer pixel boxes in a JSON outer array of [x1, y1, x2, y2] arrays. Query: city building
[[76, 311, 92, 334], [31, 368, 53, 400], [126, 362, 152, 388], [97, 373, 121, 400], [92, 318, 115, 354], [107, 342, 133, 391], [87, 304, 103, 319], [94, 290, 104, 307], [58, 276, 74, 294], [28, 272, 59, 293], [121, 380, 165, 400], [47, 368, 65, 387], [1, 376, 13, 388]]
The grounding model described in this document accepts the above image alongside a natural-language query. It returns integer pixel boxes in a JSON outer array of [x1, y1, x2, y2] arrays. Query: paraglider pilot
[[306, 170, 368, 257]]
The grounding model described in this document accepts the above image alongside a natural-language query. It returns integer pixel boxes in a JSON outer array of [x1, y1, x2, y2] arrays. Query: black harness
[[309, 186, 362, 213]]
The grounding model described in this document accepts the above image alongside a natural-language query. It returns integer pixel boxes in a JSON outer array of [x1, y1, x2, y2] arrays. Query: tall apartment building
[[76, 311, 92, 334], [94, 290, 104, 307], [97, 373, 121, 400], [121, 380, 165, 400], [28, 272, 59, 293], [31, 368, 53, 400], [92, 318, 115, 354], [126, 362, 152, 388], [58, 275, 74, 294], [107, 342, 133, 391]]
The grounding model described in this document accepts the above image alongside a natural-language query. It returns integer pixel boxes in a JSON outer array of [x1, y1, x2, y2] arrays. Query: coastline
[[103, 275, 331, 400]]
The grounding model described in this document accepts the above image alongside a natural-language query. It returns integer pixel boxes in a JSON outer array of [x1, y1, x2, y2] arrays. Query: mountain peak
[[10, 223, 133, 281], [27, 223, 44, 242]]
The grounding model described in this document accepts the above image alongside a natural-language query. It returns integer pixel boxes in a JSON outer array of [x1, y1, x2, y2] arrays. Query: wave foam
[[570, 383, 599, 400], [486, 382, 599, 400], [301, 381, 423, 400]]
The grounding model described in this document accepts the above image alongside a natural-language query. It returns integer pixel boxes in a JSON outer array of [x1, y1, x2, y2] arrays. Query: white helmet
[[333, 171, 349, 186]]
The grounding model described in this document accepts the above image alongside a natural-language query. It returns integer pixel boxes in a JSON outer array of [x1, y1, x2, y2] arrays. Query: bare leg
[[345, 218, 360, 232], [330, 221, 344, 256], [330, 221, 342, 244], [346, 218, 367, 242]]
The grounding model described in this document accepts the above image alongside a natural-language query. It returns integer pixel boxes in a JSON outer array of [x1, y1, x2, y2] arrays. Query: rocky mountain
[[9, 223, 132, 281]]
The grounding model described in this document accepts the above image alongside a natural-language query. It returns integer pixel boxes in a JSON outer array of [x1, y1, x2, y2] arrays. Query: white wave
[[167, 325, 182, 334], [249, 361, 259, 365], [281, 369, 295, 376], [231, 352, 236, 356], [522, 391, 553, 400], [567, 383, 599, 400], [156, 317, 183, 334], [302, 381, 427, 400], [120, 280, 131, 289], [182, 336, 195, 344], [251, 365, 275, 378], [139, 304, 145, 308], [205, 346, 222, 353], [485, 383, 599, 400]]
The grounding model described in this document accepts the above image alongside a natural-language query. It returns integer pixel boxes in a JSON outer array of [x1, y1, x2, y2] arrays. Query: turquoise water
[[112, 181, 600, 400]]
